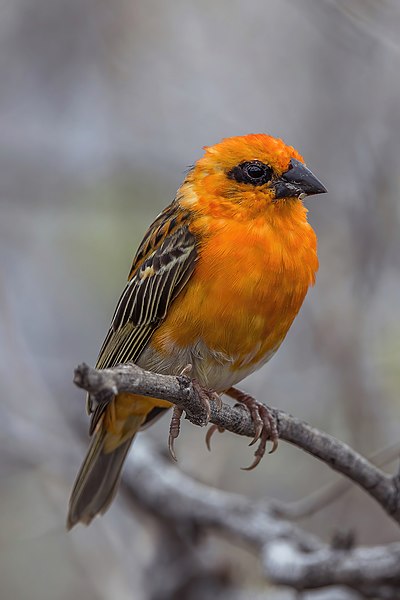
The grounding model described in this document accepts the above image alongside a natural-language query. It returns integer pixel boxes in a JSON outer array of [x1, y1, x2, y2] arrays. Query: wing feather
[[87, 201, 198, 432]]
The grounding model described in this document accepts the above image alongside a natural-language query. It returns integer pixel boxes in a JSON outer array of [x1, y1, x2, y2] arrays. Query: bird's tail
[[67, 414, 144, 529]]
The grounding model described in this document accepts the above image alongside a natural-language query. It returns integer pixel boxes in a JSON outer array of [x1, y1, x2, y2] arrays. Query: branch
[[74, 362, 400, 524], [122, 439, 400, 596], [271, 441, 400, 521]]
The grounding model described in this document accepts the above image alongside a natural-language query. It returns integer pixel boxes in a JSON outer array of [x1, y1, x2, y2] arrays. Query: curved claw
[[269, 437, 279, 454], [205, 424, 225, 451], [241, 454, 262, 471], [205, 424, 219, 451], [225, 387, 279, 470], [248, 421, 263, 447], [242, 429, 269, 470], [259, 405, 279, 454], [168, 434, 178, 462]]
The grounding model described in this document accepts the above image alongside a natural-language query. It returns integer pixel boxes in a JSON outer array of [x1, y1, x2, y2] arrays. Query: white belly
[[138, 338, 277, 392]]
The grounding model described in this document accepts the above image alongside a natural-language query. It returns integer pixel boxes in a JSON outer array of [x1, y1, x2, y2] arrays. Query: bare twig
[[272, 441, 400, 521], [74, 362, 400, 525], [122, 439, 400, 595]]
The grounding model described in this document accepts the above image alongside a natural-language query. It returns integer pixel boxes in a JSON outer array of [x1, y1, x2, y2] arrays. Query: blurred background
[[1, 0, 400, 598]]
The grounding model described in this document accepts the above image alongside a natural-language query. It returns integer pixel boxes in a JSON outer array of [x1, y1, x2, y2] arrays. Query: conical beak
[[273, 158, 327, 199]]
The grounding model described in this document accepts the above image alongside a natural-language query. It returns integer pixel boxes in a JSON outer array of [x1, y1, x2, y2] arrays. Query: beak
[[273, 158, 327, 199]]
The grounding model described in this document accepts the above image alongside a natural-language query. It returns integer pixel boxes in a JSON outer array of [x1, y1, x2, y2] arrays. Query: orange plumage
[[67, 133, 326, 528]]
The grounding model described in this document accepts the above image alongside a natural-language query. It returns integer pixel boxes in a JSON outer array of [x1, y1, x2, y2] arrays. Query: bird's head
[[181, 134, 326, 218]]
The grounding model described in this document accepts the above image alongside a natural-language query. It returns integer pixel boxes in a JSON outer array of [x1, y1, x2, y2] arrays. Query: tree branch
[[271, 441, 400, 521], [74, 362, 400, 525], [122, 438, 400, 596]]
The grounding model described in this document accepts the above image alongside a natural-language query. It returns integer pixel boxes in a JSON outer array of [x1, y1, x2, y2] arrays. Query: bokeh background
[[1, 1, 400, 598]]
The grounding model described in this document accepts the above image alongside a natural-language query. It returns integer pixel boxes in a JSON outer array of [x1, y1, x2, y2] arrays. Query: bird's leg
[[168, 405, 184, 461], [225, 386, 279, 470], [191, 379, 212, 423], [169, 365, 221, 461]]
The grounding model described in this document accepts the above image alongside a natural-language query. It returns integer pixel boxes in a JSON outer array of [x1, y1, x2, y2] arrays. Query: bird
[[67, 133, 326, 528]]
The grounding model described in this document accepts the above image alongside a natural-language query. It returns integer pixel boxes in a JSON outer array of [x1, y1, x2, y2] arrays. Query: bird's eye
[[228, 161, 273, 186], [245, 164, 266, 179]]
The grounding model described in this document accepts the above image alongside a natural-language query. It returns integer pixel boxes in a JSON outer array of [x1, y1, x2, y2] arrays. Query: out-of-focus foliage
[[1, 1, 399, 598]]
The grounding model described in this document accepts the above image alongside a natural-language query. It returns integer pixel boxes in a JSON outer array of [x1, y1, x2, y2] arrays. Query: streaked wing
[[88, 201, 197, 432]]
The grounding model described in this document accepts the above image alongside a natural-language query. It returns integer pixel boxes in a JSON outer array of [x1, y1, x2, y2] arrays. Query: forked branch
[[74, 362, 400, 525]]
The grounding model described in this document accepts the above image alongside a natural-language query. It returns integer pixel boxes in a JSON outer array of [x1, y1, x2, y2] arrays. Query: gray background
[[1, 1, 400, 598]]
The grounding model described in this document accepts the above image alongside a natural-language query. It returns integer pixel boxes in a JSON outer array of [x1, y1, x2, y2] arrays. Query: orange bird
[[67, 134, 326, 528]]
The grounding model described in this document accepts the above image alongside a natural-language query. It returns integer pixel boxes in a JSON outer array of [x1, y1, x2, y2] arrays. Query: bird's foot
[[168, 405, 184, 461], [168, 374, 221, 461], [226, 387, 279, 470]]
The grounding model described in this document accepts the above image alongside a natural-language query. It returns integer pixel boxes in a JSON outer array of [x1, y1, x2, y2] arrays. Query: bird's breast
[[149, 210, 318, 388]]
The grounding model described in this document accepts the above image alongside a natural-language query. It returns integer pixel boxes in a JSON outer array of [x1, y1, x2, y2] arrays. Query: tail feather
[[67, 426, 137, 529]]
